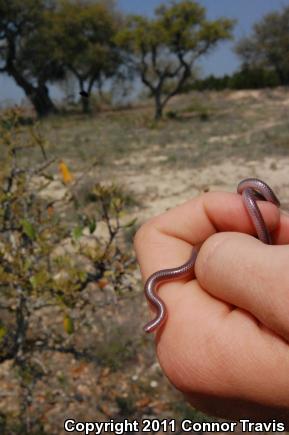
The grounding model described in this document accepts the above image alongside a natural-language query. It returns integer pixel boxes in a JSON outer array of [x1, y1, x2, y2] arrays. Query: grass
[[96, 327, 137, 371], [5, 88, 289, 178], [24, 88, 286, 178]]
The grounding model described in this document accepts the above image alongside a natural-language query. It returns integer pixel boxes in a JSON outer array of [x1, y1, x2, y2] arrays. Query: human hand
[[134, 190, 289, 426]]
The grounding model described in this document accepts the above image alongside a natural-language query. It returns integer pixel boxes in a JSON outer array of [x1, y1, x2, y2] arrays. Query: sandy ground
[[110, 88, 289, 222], [117, 155, 289, 222]]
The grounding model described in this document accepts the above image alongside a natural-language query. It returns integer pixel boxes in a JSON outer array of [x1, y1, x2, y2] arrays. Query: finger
[[156, 278, 289, 412], [195, 231, 289, 342], [134, 191, 281, 282], [273, 210, 289, 244]]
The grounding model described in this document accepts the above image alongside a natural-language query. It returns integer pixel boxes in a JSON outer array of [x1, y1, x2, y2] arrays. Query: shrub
[[0, 108, 136, 432]]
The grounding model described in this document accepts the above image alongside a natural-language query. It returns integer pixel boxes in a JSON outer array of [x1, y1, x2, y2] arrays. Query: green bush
[[182, 67, 280, 92], [0, 108, 136, 432]]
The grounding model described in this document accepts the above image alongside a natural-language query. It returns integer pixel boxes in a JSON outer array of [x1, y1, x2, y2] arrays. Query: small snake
[[144, 178, 281, 334]]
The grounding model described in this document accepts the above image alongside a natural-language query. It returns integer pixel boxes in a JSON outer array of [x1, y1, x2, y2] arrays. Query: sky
[[1, 0, 289, 105]]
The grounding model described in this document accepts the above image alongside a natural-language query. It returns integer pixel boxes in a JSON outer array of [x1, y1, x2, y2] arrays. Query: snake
[[143, 178, 281, 334]]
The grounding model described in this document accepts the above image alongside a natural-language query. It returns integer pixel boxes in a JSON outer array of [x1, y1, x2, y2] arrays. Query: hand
[[134, 190, 289, 426]]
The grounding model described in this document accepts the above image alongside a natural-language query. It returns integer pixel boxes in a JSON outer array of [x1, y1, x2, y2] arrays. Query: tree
[[0, 0, 63, 117], [235, 6, 289, 86], [115, 0, 234, 119], [47, 0, 122, 113]]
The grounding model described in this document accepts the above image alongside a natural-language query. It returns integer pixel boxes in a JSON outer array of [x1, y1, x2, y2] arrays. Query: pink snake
[[144, 178, 280, 333]]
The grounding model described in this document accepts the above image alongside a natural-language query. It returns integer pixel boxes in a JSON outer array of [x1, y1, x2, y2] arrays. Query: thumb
[[195, 232, 289, 342]]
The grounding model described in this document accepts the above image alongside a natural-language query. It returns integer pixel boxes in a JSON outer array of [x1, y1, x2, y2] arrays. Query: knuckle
[[196, 232, 231, 276]]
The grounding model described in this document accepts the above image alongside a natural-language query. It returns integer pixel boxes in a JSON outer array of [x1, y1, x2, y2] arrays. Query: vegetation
[[0, 0, 66, 117], [45, 1, 121, 113], [0, 108, 136, 432], [116, 0, 234, 119], [183, 67, 280, 92], [235, 5, 289, 85], [0, 0, 235, 119], [4, 1, 289, 118], [0, 0, 122, 116]]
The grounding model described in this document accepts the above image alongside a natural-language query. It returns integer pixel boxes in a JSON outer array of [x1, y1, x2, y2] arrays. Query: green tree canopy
[[235, 6, 289, 85], [115, 0, 234, 119], [0, 0, 63, 117], [46, 0, 122, 113]]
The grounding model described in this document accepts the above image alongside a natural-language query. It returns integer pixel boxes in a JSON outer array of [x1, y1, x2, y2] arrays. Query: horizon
[[1, 0, 289, 106]]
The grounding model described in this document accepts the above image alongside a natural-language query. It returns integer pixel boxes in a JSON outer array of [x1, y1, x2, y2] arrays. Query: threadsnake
[[143, 178, 280, 334]]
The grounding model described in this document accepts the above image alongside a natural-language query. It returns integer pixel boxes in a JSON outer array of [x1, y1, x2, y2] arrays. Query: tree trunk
[[274, 63, 288, 86], [80, 94, 91, 114], [79, 77, 94, 114], [7, 66, 57, 117], [154, 93, 163, 120], [30, 85, 57, 118]]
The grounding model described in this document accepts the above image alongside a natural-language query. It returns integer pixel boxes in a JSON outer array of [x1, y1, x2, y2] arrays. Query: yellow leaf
[[63, 314, 74, 334], [0, 326, 6, 342], [59, 160, 73, 184]]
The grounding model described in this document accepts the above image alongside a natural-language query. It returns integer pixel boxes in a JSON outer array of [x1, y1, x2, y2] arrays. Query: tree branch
[[139, 46, 156, 93], [31, 339, 101, 364]]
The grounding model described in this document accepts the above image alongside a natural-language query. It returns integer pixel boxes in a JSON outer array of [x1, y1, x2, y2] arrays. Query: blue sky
[[1, 0, 289, 105]]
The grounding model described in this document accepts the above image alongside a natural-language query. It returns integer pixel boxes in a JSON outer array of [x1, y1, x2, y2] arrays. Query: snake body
[[144, 178, 280, 334]]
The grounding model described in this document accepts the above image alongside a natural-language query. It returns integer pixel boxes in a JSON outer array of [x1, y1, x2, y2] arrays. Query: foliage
[[0, 0, 61, 117], [0, 108, 135, 432], [183, 67, 280, 92], [45, 0, 122, 113], [115, 0, 234, 119], [0, 0, 123, 116], [235, 6, 289, 85]]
